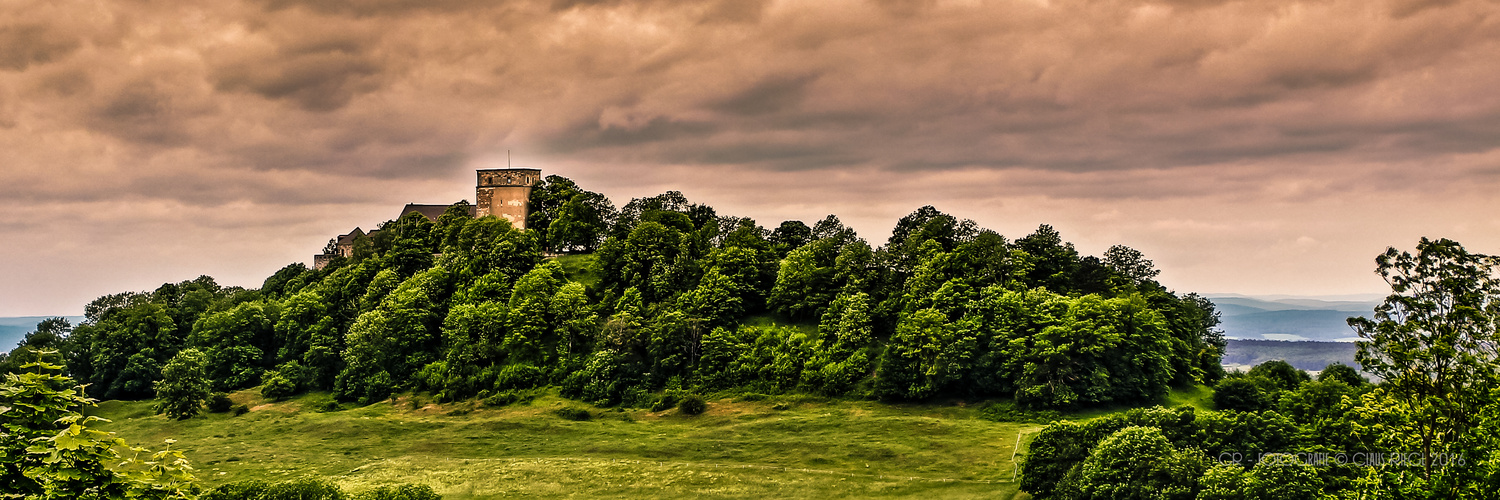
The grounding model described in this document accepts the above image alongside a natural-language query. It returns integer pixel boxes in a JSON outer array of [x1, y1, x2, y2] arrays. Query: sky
[[3, 0, 1499, 316]]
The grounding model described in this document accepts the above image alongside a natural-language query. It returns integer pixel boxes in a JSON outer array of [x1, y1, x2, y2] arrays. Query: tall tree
[[1348, 237, 1500, 484]]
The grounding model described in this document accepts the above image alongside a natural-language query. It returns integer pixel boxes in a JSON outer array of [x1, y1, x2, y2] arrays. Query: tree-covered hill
[[6, 175, 1225, 412]]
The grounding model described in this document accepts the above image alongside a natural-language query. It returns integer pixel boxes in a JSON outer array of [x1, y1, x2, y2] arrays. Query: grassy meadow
[[92, 389, 1068, 499]]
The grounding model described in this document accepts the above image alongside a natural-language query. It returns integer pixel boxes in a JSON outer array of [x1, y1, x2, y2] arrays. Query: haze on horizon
[[3, 0, 1498, 316]]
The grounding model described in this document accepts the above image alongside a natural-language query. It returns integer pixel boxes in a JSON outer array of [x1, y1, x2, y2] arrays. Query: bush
[[1213, 377, 1275, 413], [261, 371, 297, 401], [483, 389, 537, 407], [207, 393, 233, 413], [319, 400, 342, 412], [201, 478, 344, 500], [678, 394, 707, 415], [232, 404, 250, 416], [554, 407, 592, 421], [979, 401, 1061, 424], [1070, 426, 1207, 500], [650, 393, 679, 412], [495, 363, 545, 390], [350, 484, 441, 500], [200, 478, 438, 500], [200, 480, 272, 500]]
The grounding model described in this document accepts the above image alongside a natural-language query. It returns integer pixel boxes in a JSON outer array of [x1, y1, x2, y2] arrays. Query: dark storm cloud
[[710, 73, 820, 117], [208, 28, 386, 112], [0, 23, 81, 71]]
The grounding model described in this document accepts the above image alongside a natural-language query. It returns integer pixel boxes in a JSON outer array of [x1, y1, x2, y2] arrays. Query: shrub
[[207, 393, 233, 413], [678, 394, 708, 415], [1213, 377, 1275, 413], [350, 484, 441, 500], [482, 389, 537, 407], [201, 478, 345, 500], [495, 363, 545, 390], [979, 401, 1061, 424], [1070, 426, 1207, 500], [232, 404, 250, 416], [554, 407, 592, 421], [200, 478, 436, 500], [200, 480, 272, 500], [650, 393, 679, 412], [261, 371, 297, 401]]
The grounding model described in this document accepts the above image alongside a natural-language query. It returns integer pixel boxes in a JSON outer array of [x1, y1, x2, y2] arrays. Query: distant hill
[[0, 316, 85, 353], [1207, 295, 1381, 342], [1221, 339, 1359, 372]]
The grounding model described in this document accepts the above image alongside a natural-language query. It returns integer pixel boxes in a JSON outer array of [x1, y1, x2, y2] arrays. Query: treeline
[[1021, 238, 1500, 499], [5, 175, 1225, 411]]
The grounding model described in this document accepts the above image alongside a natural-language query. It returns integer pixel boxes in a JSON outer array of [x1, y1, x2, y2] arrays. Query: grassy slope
[[94, 390, 1042, 499], [552, 254, 600, 289]]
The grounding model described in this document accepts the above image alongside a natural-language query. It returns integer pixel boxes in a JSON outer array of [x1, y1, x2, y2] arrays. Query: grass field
[[93, 390, 1046, 499]]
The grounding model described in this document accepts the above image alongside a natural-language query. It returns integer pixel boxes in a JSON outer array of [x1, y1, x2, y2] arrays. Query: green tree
[[1317, 362, 1367, 386], [505, 262, 568, 364], [1014, 224, 1081, 292], [768, 240, 845, 319], [769, 220, 811, 257], [1070, 426, 1206, 500], [1246, 360, 1310, 391], [1347, 237, 1500, 484], [155, 348, 211, 420], [676, 267, 744, 330], [0, 317, 72, 374], [190, 301, 279, 392], [551, 282, 598, 357], [1103, 244, 1161, 285], [548, 191, 615, 253], [336, 268, 451, 403], [873, 307, 972, 400]]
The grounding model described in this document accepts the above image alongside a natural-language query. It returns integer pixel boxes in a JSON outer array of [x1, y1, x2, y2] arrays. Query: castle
[[313, 168, 541, 269]]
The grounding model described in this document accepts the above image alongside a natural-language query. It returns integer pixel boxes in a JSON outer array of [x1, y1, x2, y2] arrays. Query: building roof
[[398, 203, 476, 222], [336, 227, 365, 245]]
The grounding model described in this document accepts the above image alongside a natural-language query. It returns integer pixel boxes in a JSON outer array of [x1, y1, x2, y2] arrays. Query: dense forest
[[1, 175, 1223, 412]]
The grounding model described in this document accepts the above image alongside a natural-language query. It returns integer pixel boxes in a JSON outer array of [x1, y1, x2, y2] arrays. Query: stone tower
[[475, 168, 541, 229]]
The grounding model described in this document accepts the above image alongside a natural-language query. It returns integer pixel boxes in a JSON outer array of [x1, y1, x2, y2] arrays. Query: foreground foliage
[[0, 358, 198, 499]]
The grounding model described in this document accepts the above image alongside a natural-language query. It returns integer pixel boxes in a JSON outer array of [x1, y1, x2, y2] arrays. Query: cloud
[[0, 23, 81, 71], [4, 0, 1500, 314]]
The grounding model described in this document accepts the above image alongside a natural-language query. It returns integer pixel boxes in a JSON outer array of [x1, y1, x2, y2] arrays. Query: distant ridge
[[1207, 295, 1379, 342]]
